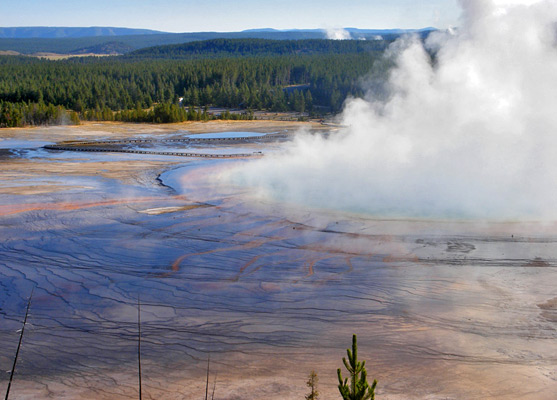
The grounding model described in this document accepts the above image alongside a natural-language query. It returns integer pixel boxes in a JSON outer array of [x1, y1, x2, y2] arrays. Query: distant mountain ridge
[[243, 27, 436, 34], [0, 26, 437, 55], [0, 27, 165, 39], [1, 26, 436, 39]]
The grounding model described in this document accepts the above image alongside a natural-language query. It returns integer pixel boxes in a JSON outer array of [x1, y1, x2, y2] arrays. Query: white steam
[[228, 0, 557, 220], [325, 28, 352, 40], [493, 0, 544, 5]]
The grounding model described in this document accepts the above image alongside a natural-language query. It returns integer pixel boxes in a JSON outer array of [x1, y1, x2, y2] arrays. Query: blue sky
[[0, 0, 461, 32]]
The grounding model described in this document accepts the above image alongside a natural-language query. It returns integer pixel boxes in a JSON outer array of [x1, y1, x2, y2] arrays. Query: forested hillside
[[127, 38, 390, 59], [0, 39, 394, 127]]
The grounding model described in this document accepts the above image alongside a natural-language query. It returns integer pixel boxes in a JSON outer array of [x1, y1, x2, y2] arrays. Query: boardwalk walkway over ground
[[43, 133, 290, 158]]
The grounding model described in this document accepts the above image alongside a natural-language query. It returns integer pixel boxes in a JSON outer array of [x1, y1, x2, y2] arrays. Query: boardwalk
[[42, 134, 289, 158]]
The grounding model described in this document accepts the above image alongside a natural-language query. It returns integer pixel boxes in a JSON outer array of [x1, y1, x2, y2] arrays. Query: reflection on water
[[0, 128, 556, 400]]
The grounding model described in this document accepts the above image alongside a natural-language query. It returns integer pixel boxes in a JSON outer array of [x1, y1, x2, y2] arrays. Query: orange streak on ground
[[292, 254, 339, 283], [229, 251, 286, 282], [231, 254, 265, 281], [382, 255, 420, 263], [298, 243, 367, 256], [171, 238, 277, 272], [302, 260, 317, 279], [0, 195, 190, 216], [345, 256, 354, 274], [229, 219, 298, 239]]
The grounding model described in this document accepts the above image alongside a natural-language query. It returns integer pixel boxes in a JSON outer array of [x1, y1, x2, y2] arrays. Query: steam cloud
[[325, 28, 352, 40], [228, 0, 557, 220]]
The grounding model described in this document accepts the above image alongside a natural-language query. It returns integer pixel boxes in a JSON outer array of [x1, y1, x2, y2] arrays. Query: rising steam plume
[[325, 27, 352, 40], [228, 0, 557, 220]]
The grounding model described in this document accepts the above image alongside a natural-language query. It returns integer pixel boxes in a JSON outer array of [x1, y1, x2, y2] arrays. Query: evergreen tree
[[337, 335, 377, 400], [305, 90, 313, 112], [305, 370, 319, 400]]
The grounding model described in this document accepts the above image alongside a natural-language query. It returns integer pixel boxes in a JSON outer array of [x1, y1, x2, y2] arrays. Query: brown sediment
[[170, 237, 280, 272], [0, 184, 90, 195], [538, 297, 557, 322], [0, 120, 327, 141], [295, 255, 337, 282], [524, 257, 552, 267], [230, 253, 276, 282], [382, 255, 421, 263], [538, 297, 557, 310], [0, 159, 183, 200], [0, 195, 191, 216]]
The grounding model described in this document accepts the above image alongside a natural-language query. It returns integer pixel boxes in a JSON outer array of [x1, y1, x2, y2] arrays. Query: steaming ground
[[1, 123, 556, 399], [230, 0, 557, 220]]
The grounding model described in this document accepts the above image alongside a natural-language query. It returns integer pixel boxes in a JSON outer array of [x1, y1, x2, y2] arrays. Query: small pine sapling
[[337, 334, 377, 400], [305, 370, 319, 400]]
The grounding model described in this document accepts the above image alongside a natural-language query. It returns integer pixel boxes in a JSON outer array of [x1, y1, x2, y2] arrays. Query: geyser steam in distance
[[228, 0, 557, 220]]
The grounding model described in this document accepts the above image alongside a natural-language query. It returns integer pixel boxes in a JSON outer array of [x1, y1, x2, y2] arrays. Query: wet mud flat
[[0, 123, 556, 399]]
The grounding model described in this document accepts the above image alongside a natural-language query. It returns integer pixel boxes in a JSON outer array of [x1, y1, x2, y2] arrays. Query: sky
[[0, 0, 461, 32]]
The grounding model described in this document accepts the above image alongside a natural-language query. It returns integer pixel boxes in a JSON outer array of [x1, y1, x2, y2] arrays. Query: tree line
[[0, 39, 393, 127], [126, 38, 390, 60], [0, 100, 79, 127]]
